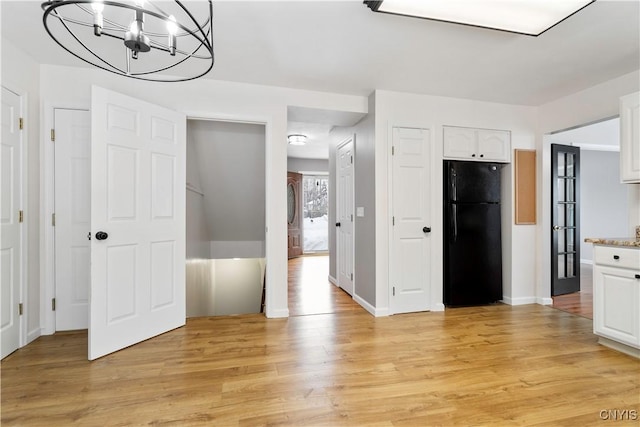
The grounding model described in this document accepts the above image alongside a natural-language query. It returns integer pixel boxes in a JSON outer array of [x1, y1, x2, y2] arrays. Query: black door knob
[[336, 222, 341, 227], [613, 255, 620, 260], [423, 226, 431, 233], [95, 231, 109, 241]]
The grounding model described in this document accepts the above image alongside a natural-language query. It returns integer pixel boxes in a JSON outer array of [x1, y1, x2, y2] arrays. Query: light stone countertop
[[584, 237, 640, 248]]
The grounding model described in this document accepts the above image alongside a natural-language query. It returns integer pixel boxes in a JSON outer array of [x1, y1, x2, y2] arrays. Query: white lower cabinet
[[593, 246, 640, 352]]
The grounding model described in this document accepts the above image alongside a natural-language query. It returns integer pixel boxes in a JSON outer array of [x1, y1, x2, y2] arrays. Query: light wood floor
[[2, 304, 638, 426], [288, 256, 359, 317], [551, 264, 594, 319]]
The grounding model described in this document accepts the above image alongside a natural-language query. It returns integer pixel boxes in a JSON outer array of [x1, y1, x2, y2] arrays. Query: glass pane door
[[302, 175, 329, 252], [551, 144, 580, 296]]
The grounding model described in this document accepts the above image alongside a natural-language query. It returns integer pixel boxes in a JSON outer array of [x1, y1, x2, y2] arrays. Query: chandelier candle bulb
[[91, 1, 104, 36], [167, 15, 178, 56]]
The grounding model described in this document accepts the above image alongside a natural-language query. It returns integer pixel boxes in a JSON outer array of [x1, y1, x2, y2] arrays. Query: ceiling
[[2, 0, 639, 159]]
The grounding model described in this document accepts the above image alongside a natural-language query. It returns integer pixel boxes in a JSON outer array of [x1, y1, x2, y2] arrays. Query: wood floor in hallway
[[551, 263, 594, 319], [288, 255, 360, 317], [2, 304, 638, 426]]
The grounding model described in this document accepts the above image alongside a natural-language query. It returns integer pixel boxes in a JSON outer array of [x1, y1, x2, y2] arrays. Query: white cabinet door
[[443, 126, 476, 160], [90, 86, 186, 360], [391, 127, 431, 314], [443, 126, 510, 163], [477, 130, 511, 162], [593, 265, 640, 348], [620, 91, 640, 183]]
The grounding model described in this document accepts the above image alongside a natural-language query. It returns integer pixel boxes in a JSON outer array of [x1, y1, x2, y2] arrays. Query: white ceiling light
[[364, 0, 595, 36], [288, 134, 308, 145]]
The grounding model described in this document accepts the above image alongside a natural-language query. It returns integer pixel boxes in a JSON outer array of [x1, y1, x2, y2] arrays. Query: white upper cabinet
[[620, 91, 640, 183], [443, 126, 511, 162]]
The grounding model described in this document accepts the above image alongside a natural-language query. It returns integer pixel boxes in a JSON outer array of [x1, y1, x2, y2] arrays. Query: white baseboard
[[536, 297, 553, 305], [266, 308, 289, 318], [328, 274, 338, 286], [580, 259, 593, 265], [353, 294, 389, 317], [431, 302, 445, 312], [502, 296, 537, 306]]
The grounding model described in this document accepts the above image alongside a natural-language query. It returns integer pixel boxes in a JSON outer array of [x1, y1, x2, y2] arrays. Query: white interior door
[[55, 109, 91, 331], [336, 137, 354, 296], [391, 127, 431, 314], [90, 86, 186, 360], [1, 86, 23, 358]]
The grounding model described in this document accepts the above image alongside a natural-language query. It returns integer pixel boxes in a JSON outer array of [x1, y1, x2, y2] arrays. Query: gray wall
[[287, 157, 329, 173], [580, 150, 629, 262], [187, 120, 266, 257]]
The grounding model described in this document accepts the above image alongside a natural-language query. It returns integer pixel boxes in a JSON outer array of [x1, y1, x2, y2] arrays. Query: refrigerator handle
[[450, 167, 457, 202], [451, 204, 458, 243]]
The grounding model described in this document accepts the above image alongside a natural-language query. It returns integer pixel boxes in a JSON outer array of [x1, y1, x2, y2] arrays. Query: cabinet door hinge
[[19, 303, 23, 315], [19, 118, 24, 130], [19, 210, 24, 223], [393, 287, 395, 296], [52, 298, 56, 311], [50, 129, 55, 142], [52, 213, 56, 227]]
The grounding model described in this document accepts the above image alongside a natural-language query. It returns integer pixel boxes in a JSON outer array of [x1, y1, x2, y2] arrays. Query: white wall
[[1, 40, 41, 342], [538, 70, 640, 303], [374, 90, 539, 313], [36, 63, 367, 320], [287, 157, 328, 173]]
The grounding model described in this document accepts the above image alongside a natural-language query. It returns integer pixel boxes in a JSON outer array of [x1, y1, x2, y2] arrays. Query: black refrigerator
[[444, 160, 503, 306]]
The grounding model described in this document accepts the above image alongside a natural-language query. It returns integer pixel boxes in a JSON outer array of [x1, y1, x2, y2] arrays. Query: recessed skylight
[[364, 0, 595, 36]]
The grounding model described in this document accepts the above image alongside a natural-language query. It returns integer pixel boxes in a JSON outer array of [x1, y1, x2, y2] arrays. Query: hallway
[[287, 256, 360, 317]]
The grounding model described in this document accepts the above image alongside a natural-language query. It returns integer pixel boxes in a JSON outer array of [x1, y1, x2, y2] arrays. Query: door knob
[[553, 225, 561, 231], [336, 222, 341, 227], [95, 231, 109, 241], [422, 226, 431, 233]]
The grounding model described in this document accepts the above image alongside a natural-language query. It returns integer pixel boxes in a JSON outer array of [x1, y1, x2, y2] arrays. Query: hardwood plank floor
[[551, 264, 594, 319], [288, 256, 360, 317], [2, 304, 638, 426]]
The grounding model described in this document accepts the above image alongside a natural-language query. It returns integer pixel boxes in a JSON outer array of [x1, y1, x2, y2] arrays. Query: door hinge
[[52, 213, 56, 227], [50, 129, 55, 142], [19, 118, 24, 130], [392, 216, 395, 226], [393, 286, 395, 296], [52, 298, 56, 311], [350, 273, 353, 281], [392, 146, 395, 155], [19, 210, 24, 223], [350, 155, 353, 164], [19, 303, 23, 315], [351, 214, 353, 222]]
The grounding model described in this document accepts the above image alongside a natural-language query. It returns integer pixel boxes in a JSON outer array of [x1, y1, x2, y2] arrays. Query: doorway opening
[[302, 174, 329, 254], [185, 119, 266, 318], [546, 117, 629, 319]]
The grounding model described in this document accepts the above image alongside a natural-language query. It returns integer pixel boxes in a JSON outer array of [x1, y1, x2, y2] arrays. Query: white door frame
[[336, 136, 355, 296], [1, 84, 28, 350], [41, 105, 279, 335]]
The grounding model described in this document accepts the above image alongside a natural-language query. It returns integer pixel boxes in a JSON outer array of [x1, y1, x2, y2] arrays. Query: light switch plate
[[356, 207, 365, 217]]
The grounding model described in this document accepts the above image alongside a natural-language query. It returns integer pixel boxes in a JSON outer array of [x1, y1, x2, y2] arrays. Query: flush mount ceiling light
[[364, 0, 595, 36], [288, 134, 307, 146], [41, 0, 214, 82]]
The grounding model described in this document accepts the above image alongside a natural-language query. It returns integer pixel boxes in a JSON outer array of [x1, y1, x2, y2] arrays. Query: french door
[[551, 144, 580, 296]]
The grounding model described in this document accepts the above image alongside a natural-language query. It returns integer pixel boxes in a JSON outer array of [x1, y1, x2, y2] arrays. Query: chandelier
[[41, 0, 214, 82]]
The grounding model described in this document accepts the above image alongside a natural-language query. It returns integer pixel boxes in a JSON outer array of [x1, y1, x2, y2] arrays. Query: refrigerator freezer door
[[444, 203, 502, 306], [446, 161, 501, 203]]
